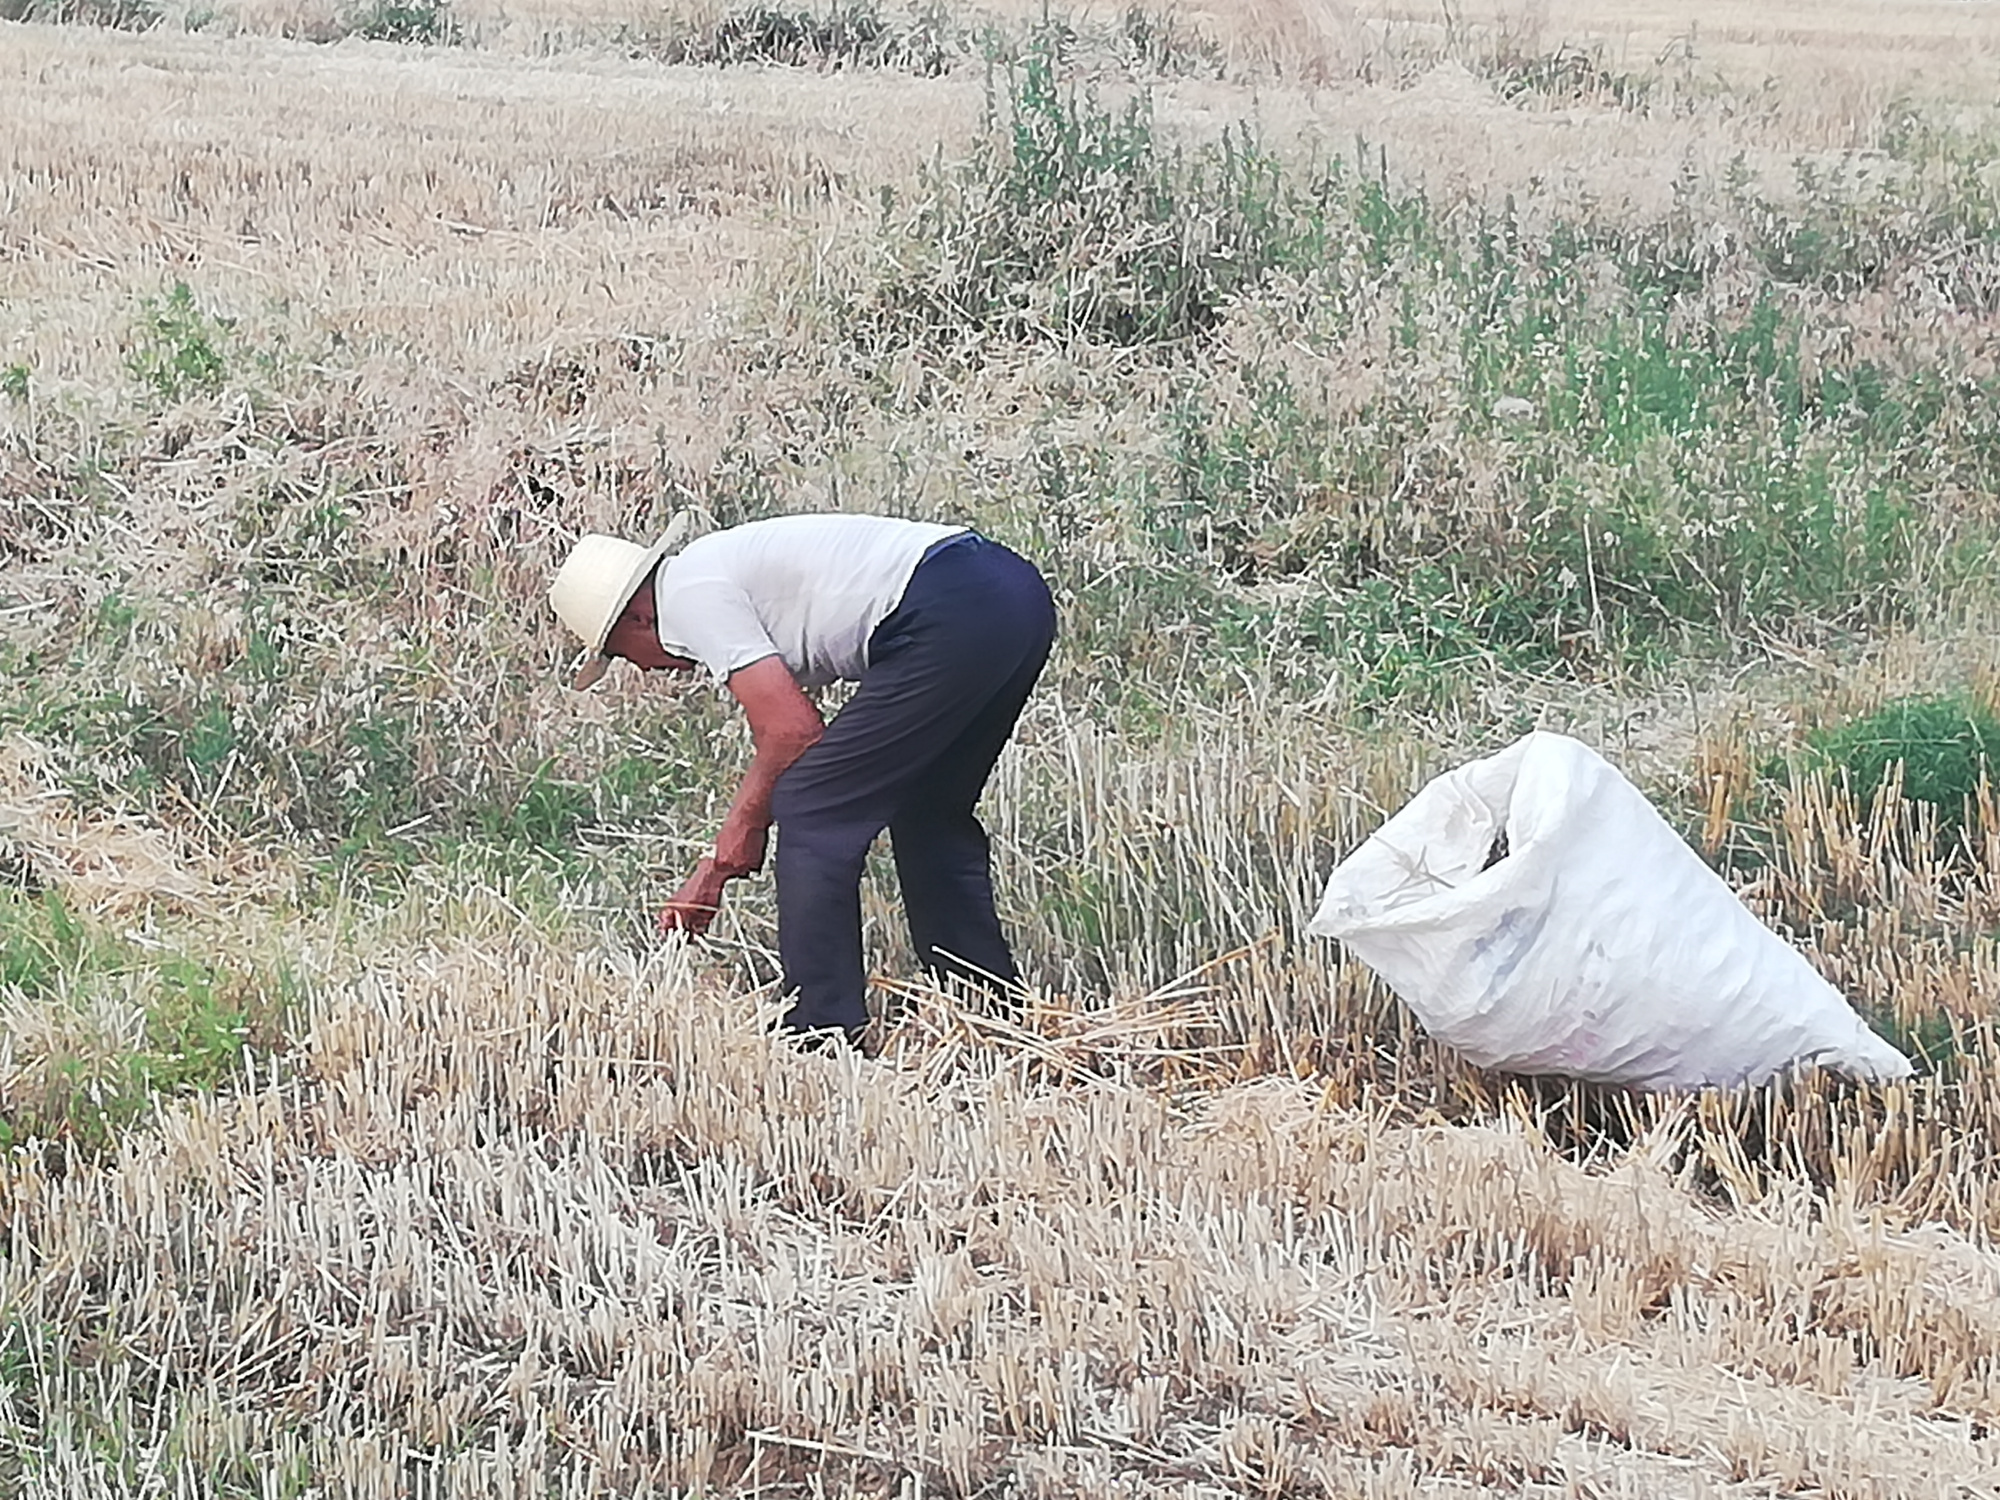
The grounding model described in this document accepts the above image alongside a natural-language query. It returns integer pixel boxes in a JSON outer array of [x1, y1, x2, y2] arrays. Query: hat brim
[[569, 530, 680, 691], [558, 508, 716, 691], [570, 652, 611, 691]]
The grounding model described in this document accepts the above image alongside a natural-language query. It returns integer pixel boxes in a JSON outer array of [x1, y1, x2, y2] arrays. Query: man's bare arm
[[659, 655, 825, 933], [713, 655, 824, 874]]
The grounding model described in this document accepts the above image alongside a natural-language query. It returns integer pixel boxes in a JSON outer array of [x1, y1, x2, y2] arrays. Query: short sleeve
[[654, 572, 781, 682]]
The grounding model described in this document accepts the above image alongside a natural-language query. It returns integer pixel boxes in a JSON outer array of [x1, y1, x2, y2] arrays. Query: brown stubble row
[[121, 0, 2000, 119], [7, 708, 2000, 1492], [11, 0, 1998, 385], [3, 902, 1999, 1496], [0, 23, 937, 387]]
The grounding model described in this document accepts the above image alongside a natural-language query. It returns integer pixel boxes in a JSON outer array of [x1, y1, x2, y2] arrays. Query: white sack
[[1308, 731, 1912, 1090]]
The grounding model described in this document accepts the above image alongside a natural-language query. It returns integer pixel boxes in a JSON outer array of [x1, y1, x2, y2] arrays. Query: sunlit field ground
[[5, 1, 2000, 1493]]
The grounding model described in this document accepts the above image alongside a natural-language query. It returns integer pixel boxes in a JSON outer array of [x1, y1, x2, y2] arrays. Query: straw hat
[[548, 508, 712, 689]]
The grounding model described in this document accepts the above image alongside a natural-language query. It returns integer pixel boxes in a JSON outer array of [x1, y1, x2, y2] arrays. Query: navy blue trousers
[[768, 535, 1056, 1033]]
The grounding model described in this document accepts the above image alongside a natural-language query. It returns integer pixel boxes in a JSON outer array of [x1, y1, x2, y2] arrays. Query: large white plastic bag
[[1308, 731, 1912, 1089]]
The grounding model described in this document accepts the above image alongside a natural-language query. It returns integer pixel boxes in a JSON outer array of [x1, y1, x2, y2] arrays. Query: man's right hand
[[659, 858, 730, 936]]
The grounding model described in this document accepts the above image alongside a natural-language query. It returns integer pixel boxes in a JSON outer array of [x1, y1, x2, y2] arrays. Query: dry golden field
[[5, 0, 2000, 1495]]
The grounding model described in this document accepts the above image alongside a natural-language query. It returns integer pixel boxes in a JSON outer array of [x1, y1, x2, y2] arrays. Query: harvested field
[[4, 1, 2000, 1495]]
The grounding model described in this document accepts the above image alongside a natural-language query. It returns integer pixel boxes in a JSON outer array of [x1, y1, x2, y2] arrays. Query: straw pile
[[5, 906, 1998, 1495]]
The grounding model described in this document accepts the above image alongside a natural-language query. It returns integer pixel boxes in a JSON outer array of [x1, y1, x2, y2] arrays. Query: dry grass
[[5, 896, 2000, 1496], [9, 703, 2000, 1492], [6, 2, 2000, 1494]]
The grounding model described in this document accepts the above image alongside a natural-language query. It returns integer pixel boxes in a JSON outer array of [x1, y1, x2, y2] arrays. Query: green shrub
[[1491, 42, 1650, 109], [6, 0, 160, 28], [710, 3, 882, 64], [863, 45, 1324, 350], [1117, 4, 1221, 76], [1805, 695, 2000, 828], [126, 283, 231, 402], [640, 1, 949, 73], [346, 0, 459, 44]]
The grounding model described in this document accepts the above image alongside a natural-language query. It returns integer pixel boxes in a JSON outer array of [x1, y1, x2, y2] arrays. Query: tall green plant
[[864, 46, 1322, 350]]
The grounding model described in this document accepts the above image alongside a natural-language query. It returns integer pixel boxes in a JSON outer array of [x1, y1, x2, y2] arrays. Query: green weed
[[345, 0, 459, 45], [126, 283, 231, 402], [0, 894, 266, 1153], [0, 889, 92, 999], [862, 44, 1324, 351], [136, 954, 250, 1095], [469, 759, 593, 850], [0, 363, 27, 402]]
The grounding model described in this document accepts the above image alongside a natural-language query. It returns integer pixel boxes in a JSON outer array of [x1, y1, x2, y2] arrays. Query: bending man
[[550, 512, 1056, 1040]]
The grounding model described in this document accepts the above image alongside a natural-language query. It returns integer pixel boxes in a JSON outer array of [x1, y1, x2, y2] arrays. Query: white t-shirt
[[653, 514, 968, 687]]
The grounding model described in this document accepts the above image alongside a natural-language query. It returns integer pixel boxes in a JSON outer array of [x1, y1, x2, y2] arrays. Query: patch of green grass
[[1, 889, 93, 999], [0, 363, 28, 402], [2, 563, 718, 880], [1310, 567, 1563, 707], [1865, 1004, 1982, 1081], [0, 893, 273, 1153], [1805, 695, 2000, 829], [0, 1315, 56, 1481], [1083, 286, 1918, 697], [1744, 154, 2000, 302], [593, 747, 705, 825]]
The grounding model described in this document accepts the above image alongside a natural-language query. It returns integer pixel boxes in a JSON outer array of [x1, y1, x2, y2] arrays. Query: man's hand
[[659, 857, 730, 936], [659, 656, 819, 939]]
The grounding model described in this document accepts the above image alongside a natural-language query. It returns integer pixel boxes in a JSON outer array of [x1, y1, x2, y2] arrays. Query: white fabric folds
[[1308, 731, 1912, 1089]]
